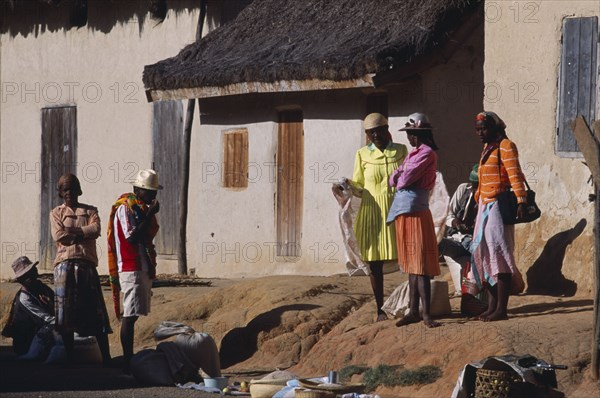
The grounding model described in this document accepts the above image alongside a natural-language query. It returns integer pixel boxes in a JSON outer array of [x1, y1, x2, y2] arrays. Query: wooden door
[[276, 110, 304, 257], [152, 100, 184, 256], [40, 106, 78, 269]]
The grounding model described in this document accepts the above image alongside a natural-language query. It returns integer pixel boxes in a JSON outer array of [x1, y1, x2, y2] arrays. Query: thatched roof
[[143, 0, 481, 100], [1, 0, 192, 36], [3, 0, 167, 19]]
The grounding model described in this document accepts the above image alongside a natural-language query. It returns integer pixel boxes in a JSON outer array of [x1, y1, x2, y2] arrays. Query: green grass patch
[[338, 364, 370, 383], [395, 365, 442, 386], [363, 364, 442, 391]]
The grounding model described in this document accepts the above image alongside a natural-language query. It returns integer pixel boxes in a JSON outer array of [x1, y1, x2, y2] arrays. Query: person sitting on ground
[[438, 164, 479, 295], [440, 164, 479, 255], [2, 256, 55, 356]]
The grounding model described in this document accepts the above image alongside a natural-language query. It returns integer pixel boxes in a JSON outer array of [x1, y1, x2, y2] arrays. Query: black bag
[[497, 182, 541, 224], [496, 142, 541, 225]]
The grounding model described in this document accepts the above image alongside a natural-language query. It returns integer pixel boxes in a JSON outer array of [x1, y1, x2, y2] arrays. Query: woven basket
[[475, 368, 521, 398], [295, 389, 336, 398], [249, 379, 289, 398]]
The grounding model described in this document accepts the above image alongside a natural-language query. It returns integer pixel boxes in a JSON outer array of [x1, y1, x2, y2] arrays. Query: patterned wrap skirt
[[394, 209, 440, 277], [54, 259, 112, 335], [470, 201, 517, 287]]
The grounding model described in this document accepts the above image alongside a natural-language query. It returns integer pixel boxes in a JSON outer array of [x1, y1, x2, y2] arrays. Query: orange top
[[476, 138, 527, 204]]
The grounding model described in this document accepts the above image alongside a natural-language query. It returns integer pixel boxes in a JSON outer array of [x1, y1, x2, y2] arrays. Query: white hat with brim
[[399, 112, 433, 131], [133, 169, 163, 191], [12, 256, 38, 279]]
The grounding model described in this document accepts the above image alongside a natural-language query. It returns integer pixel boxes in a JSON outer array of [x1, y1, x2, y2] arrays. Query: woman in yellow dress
[[348, 113, 408, 322]]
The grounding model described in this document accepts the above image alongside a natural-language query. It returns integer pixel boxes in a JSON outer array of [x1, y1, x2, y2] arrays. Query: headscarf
[[475, 111, 507, 133]]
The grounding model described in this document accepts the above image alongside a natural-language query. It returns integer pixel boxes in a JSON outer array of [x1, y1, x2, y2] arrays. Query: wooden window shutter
[[556, 16, 598, 156], [223, 129, 249, 188]]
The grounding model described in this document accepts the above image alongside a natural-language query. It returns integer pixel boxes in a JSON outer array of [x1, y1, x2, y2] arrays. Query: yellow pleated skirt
[[354, 192, 397, 262], [394, 209, 440, 276]]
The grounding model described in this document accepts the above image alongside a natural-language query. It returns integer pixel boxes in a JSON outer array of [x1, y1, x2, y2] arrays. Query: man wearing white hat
[[107, 169, 162, 373]]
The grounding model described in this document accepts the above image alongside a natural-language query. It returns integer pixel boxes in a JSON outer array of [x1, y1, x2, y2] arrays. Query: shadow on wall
[[525, 218, 587, 297], [219, 303, 320, 369]]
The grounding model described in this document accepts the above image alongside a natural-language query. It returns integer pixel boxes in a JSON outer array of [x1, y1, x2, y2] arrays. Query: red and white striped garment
[[112, 205, 151, 273]]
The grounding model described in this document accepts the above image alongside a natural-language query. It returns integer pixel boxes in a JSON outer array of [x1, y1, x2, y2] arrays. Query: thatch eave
[[145, 75, 376, 102], [143, 0, 483, 102]]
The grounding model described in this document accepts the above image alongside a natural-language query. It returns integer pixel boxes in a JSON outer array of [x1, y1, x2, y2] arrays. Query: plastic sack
[[331, 183, 370, 276], [174, 332, 221, 378], [154, 321, 195, 341], [153, 321, 220, 377], [129, 321, 222, 385], [382, 280, 451, 318], [157, 341, 202, 384], [42, 334, 101, 365], [430, 171, 450, 243], [333, 172, 449, 277]]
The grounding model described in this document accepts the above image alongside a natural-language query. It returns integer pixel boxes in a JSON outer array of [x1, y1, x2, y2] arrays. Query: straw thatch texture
[[1, 0, 189, 37], [143, 0, 480, 92]]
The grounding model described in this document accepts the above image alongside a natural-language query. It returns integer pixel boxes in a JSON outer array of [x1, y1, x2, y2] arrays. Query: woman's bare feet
[[423, 318, 441, 328], [471, 309, 493, 321], [376, 312, 388, 322], [481, 312, 508, 322], [395, 313, 421, 327]]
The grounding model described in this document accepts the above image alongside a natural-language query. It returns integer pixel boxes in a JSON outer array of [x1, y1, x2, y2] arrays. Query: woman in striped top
[[472, 111, 527, 322]]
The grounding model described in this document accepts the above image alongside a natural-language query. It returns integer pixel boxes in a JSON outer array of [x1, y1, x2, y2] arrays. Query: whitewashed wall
[[484, 0, 599, 294], [0, 8, 199, 278]]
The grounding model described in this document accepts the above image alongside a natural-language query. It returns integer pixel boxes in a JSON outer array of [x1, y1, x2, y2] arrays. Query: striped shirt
[[112, 203, 156, 273], [476, 138, 527, 204]]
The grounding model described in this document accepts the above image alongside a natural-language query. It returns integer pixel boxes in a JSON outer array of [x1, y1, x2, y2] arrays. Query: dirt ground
[[1, 267, 599, 398]]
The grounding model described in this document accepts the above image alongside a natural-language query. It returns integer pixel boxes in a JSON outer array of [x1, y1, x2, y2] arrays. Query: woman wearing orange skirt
[[387, 113, 441, 328]]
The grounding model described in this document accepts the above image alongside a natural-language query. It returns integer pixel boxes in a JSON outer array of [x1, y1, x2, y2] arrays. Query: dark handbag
[[497, 181, 541, 225], [496, 142, 541, 225]]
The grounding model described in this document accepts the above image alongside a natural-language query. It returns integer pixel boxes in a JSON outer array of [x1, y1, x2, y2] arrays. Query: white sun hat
[[133, 169, 163, 190]]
